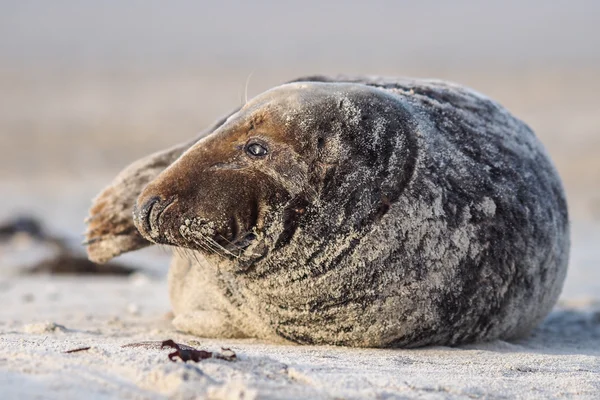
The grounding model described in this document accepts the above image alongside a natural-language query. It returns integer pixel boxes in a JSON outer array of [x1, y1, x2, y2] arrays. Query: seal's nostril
[[137, 196, 177, 241], [140, 196, 161, 238]]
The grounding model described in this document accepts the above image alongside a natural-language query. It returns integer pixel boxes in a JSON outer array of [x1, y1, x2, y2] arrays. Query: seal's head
[[133, 82, 416, 269]]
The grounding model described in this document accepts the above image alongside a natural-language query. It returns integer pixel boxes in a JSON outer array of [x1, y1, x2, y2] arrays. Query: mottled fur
[[86, 76, 569, 347]]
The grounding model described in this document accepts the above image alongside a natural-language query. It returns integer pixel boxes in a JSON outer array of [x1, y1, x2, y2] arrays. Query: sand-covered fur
[[86, 76, 569, 347]]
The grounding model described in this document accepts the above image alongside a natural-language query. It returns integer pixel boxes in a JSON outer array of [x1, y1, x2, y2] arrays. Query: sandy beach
[[1, 274, 599, 399]]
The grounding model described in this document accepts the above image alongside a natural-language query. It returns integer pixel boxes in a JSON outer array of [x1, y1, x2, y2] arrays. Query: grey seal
[[85, 76, 569, 347]]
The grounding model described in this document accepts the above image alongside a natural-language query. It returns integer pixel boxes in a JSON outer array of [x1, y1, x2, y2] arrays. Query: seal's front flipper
[[84, 111, 239, 264], [85, 143, 191, 263]]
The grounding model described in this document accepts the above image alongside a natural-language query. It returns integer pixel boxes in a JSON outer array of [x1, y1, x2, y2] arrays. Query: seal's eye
[[245, 142, 268, 157]]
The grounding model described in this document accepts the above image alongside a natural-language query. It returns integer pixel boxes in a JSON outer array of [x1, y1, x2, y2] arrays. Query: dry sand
[[1, 274, 599, 400]]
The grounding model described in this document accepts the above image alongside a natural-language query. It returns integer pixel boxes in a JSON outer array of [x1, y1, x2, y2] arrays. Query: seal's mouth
[[226, 232, 257, 252], [134, 195, 261, 261], [176, 218, 260, 262]]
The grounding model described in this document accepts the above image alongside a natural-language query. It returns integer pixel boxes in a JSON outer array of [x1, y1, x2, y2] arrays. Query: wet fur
[[86, 76, 569, 347]]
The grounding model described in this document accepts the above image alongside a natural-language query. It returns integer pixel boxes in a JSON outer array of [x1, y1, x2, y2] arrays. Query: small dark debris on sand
[[64, 346, 91, 354], [123, 340, 237, 363], [0, 215, 138, 276]]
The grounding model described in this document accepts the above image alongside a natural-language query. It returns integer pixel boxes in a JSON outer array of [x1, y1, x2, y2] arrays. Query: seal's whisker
[[156, 244, 173, 255], [186, 249, 197, 264], [244, 71, 254, 105], [176, 247, 191, 262], [217, 233, 262, 259], [183, 232, 213, 256], [216, 234, 244, 252], [175, 247, 192, 264], [183, 241, 219, 271], [203, 236, 240, 259], [173, 247, 189, 263], [191, 233, 232, 258], [184, 248, 202, 265], [192, 250, 204, 265], [196, 237, 224, 257], [191, 236, 219, 258], [189, 233, 233, 262]]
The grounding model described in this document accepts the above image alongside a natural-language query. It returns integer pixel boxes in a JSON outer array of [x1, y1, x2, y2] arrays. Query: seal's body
[[86, 76, 569, 347]]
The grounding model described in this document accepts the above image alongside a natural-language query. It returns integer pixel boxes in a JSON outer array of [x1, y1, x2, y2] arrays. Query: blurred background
[[0, 0, 598, 295]]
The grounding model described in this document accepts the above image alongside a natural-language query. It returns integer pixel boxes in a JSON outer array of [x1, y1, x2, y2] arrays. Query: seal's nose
[[134, 196, 162, 240]]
